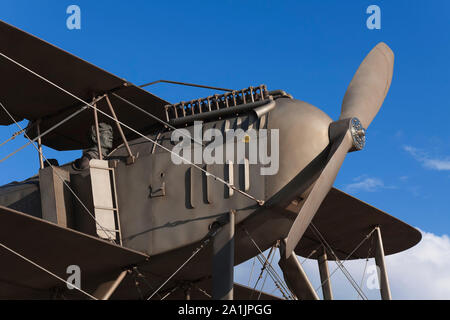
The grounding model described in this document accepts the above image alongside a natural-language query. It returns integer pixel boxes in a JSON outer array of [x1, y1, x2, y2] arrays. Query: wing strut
[[317, 246, 333, 300], [374, 227, 392, 300], [105, 94, 135, 163], [93, 270, 128, 300], [212, 211, 235, 300]]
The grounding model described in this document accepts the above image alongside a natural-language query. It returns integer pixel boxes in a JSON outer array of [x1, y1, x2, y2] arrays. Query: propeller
[[283, 42, 394, 258]]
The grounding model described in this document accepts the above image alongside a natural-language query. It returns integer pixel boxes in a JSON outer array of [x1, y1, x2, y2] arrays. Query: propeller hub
[[350, 117, 366, 151]]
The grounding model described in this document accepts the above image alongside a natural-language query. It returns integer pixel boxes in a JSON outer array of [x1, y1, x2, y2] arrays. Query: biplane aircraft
[[0, 20, 420, 300]]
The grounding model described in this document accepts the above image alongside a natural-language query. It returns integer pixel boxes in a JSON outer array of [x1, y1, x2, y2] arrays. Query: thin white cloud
[[235, 230, 450, 300], [343, 175, 394, 193], [344, 177, 384, 193], [404, 145, 450, 171]]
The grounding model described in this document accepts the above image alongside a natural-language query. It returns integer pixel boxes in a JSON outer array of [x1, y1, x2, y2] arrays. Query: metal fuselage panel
[[0, 179, 42, 218], [112, 98, 332, 260], [113, 111, 265, 256]]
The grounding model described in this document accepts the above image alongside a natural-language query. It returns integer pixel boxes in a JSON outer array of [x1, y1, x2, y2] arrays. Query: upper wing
[[294, 187, 422, 260], [0, 20, 169, 150]]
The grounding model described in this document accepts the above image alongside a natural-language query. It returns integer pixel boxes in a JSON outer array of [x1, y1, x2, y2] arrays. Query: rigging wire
[[254, 253, 291, 300], [195, 286, 212, 299], [300, 245, 322, 266], [0, 127, 25, 148], [311, 223, 377, 300], [139, 79, 234, 92], [247, 257, 256, 287], [357, 231, 374, 300], [0, 49, 264, 206], [251, 245, 274, 299], [357, 258, 370, 301], [160, 286, 180, 300], [258, 245, 277, 300], [132, 267, 162, 300], [310, 223, 368, 300], [243, 228, 293, 299]]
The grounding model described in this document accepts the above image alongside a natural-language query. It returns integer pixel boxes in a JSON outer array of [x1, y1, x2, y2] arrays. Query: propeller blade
[[278, 240, 319, 300], [284, 131, 353, 257], [339, 42, 394, 129]]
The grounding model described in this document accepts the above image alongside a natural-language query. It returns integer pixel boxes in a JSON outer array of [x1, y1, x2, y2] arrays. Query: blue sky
[[0, 1, 449, 299]]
